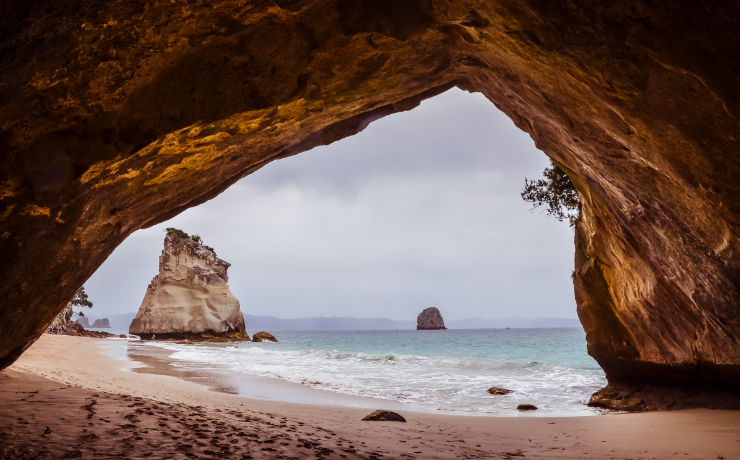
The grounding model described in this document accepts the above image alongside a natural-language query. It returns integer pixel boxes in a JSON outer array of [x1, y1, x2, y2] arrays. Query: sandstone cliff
[[129, 230, 248, 341], [0, 1, 738, 406], [417, 307, 446, 330]]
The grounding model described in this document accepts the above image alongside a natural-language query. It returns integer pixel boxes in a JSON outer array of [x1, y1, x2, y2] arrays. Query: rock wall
[[0, 1, 738, 397], [417, 307, 447, 330], [129, 231, 247, 340]]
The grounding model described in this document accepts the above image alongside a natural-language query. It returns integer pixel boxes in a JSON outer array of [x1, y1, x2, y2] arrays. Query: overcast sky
[[85, 88, 577, 321]]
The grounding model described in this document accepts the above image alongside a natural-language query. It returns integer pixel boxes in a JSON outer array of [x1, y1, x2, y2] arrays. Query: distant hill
[[243, 314, 580, 331], [244, 315, 415, 331], [447, 317, 581, 329], [98, 312, 581, 332]]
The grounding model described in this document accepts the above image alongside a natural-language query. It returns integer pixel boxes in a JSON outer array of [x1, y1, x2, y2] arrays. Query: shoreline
[[119, 328, 606, 418], [1, 335, 738, 459], [121, 339, 419, 414]]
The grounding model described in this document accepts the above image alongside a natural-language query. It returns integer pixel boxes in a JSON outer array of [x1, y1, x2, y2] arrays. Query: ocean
[[122, 328, 607, 417]]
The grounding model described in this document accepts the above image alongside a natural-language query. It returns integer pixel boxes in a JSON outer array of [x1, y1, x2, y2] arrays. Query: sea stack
[[416, 307, 447, 330], [91, 318, 110, 328], [129, 229, 249, 341]]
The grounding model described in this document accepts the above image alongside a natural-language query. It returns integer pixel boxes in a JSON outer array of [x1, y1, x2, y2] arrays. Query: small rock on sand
[[361, 410, 406, 422], [488, 386, 511, 395]]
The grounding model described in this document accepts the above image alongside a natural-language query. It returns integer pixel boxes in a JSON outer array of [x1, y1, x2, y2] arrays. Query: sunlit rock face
[[129, 232, 247, 341], [0, 1, 738, 398]]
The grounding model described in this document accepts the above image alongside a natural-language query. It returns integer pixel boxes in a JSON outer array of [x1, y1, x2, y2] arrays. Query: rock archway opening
[[1, 1, 737, 409], [87, 88, 578, 329]]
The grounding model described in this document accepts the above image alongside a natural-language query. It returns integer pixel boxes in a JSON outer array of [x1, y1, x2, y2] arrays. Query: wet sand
[[1, 335, 739, 459], [122, 340, 415, 412]]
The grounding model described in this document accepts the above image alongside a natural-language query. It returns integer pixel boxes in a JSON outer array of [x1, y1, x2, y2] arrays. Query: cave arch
[[1, 1, 738, 398]]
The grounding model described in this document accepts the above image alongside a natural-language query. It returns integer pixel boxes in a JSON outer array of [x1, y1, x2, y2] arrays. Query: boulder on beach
[[517, 404, 538, 411], [129, 229, 249, 341], [488, 386, 511, 395], [252, 331, 278, 343], [416, 307, 447, 330], [91, 318, 110, 328], [361, 410, 406, 422]]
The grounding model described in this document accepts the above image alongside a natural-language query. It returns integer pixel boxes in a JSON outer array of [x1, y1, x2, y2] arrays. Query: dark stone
[[588, 383, 740, 412], [517, 404, 537, 411], [252, 331, 278, 343], [136, 331, 250, 342], [488, 386, 511, 395], [361, 410, 406, 422], [416, 307, 446, 330], [46, 322, 119, 339]]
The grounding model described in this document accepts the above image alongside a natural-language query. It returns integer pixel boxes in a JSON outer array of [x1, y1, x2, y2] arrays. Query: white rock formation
[[129, 230, 248, 340]]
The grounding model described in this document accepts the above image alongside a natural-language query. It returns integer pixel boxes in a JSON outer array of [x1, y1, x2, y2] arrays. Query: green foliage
[[165, 228, 215, 254], [521, 160, 580, 226], [52, 286, 93, 326], [166, 227, 190, 239], [69, 286, 93, 309]]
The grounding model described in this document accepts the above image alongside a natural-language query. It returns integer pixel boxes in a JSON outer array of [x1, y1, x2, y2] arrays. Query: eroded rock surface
[[0, 1, 738, 402], [416, 307, 447, 330], [129, 231, 248, 341]]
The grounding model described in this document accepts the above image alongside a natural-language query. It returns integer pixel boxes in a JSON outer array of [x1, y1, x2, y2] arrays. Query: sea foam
[[140, 328, 606, 416]]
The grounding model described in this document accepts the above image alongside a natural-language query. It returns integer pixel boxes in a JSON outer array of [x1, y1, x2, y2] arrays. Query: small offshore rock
[[361, 410, 406, 422], [416, 307, 447, 330], [252, 331, 278, 342], [91, 318, 111, 328], [488, 386, 511, 395], [517, 404, 538, 411]]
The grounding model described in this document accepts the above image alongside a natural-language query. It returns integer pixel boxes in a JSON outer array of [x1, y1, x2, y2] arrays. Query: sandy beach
[[1, 335, 738, 459]]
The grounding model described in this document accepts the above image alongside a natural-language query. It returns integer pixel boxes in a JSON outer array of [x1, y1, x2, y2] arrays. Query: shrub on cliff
[[166, 227, 190, 239], [51, 286, 93, 329], [165, 228, 214, 253], [521, 160, 580, 226]]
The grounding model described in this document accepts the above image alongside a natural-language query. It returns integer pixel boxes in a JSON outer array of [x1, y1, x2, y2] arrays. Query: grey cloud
[[85, 88, 576, 322]]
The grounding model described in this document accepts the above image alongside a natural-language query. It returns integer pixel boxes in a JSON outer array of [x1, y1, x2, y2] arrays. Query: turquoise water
[[143, 328, 607, 416]]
